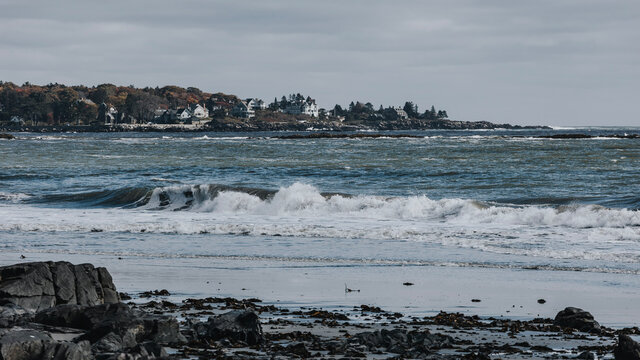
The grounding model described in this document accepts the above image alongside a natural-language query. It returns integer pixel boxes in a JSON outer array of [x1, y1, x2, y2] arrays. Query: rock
[[43, 340, 93, 360], [576, 350, 596, 359], [0, 133, 15, 140], [35, 302, 186, 348], [350, 328, 454, 356], [614, 334, 640, 360], [193, 310, 263, 345], [0, 262, 56, 312], [537, 299, 546, 304], [0, 303, 30, 328], [286, 342, 311, 358], [0, 329, 53, 359], [35, 302, 134, 330], [0, 262, 119, 313], [553, 307, 601, 333]]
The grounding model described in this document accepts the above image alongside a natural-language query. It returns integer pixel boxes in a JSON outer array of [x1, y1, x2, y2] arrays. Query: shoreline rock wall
[[0, 261, 119, 313]]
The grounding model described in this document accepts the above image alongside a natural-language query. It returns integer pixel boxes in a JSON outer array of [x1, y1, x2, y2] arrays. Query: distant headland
[[0, 81, 548, 132]]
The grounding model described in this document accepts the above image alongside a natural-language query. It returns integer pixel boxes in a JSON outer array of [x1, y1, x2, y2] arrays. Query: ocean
[[1, 127, 639, 326]]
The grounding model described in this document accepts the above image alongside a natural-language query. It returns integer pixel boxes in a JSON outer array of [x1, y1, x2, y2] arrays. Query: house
[[231, 101, 255, 119], [393, 107, 409, 120], [175, 108, 192, 121], [284, 99, 319, 117], [245, 98, 266, 111], [189, 104, 209, 119], [171, 104, 209, 121], [98, 103, 118, 125], [10, 116, 24, 125]]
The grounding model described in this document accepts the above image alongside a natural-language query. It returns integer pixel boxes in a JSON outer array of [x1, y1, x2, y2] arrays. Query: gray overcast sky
[[0, 0, 638, 126]]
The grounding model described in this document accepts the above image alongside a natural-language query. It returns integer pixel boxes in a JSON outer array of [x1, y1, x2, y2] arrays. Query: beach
[[1, 129, 640, 357]]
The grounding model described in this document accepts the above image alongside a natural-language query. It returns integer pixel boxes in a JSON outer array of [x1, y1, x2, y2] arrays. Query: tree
[[332, 104, 344, 116], [403, 101, 416, 118]]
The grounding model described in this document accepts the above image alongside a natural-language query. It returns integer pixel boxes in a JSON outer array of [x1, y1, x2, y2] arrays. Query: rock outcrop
[[192, 310, 263, 345], [553, 307, 601, 333], [0, 261, 119, 313], [350, 328, 454, 357], [615, 334, 640, 360]]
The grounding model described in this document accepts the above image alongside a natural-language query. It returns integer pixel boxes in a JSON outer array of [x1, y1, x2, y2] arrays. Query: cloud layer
[[1, 0, 638, 125]]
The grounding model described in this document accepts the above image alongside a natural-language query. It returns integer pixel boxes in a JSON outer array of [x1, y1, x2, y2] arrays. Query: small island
[[0, 81, 547, 133]]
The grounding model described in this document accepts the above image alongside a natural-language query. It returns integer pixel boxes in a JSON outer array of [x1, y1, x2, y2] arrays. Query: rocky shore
[[1, 261, 640, 359], [0, 117, 548, 134]]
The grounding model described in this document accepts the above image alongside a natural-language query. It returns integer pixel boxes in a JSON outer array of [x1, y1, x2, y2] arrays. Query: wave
[[1, 183, 640, 263], [30, 187, 152, 207], [134, 183, 640, 229], [0, 192, 31, 203], [11, 183, 640, 229]]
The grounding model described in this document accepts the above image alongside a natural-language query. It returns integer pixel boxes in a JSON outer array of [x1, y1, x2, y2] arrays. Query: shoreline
[[1, 260, 639, 359], [0, 120, 550, 134], [2, 251, 639, 328]]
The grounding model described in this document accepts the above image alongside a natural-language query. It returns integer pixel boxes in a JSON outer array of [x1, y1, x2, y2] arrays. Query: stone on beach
[[192, 310, 264, 345], [0, 261, 119, 313], [350, 328, 454, 357], [614, 334, 640, 360], [553, 307, 601, 333]]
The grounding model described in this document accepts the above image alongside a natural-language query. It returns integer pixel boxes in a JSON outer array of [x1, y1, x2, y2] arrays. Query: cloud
[[0, 0, 638, 125]]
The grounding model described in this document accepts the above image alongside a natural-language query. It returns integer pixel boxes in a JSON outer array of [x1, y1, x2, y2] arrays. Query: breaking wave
[[135, 182, 640, 229], [11, 182, 640, 230]]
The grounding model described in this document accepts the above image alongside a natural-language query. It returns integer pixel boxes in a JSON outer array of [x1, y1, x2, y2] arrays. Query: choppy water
[[1, 128, 640, 275]]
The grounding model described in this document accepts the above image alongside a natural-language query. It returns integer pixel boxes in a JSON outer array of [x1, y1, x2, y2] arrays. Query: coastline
[[0, 119, 550, 134], [1, 258, 638, 359], [2, 250, 639, 329]]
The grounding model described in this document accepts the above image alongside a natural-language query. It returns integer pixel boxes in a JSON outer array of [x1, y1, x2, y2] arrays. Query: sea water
[[1, 128, 639, 325]]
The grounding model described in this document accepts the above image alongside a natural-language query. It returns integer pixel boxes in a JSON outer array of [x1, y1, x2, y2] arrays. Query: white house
[[189, 104, 209, 119], [10, 116, 24, 125], [231, 101, 255, 119], [99, 103, 118, 125], [246, 98, 266, 111], [285, 99, 319, 117], [176, 108, 192, 120], [393, 107, 409, 120]]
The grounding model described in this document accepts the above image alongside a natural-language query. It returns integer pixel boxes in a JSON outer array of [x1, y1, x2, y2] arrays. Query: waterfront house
[[284, 99, 319, 117], [189, 104, 209, 119], [246, 98, 266, 111], [393, 107, 409, 120], [98, 103, 118, 125], [231, 101, 255, 119]]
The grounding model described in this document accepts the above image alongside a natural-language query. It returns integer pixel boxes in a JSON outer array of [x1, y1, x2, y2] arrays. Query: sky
[[0, 0, 638, 126]]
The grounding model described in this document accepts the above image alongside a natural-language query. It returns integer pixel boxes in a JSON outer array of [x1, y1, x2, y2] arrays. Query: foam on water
[[1, 183, 639, 265]]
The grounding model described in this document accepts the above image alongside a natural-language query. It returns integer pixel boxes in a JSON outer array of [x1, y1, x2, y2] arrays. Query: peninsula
[[0, 82, 546, 132]]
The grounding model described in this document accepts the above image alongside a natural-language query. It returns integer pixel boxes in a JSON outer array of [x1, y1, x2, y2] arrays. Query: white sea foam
[[1, 183, 639, 264], [140, 183, 640, 229], [0, 192, 31, 203]]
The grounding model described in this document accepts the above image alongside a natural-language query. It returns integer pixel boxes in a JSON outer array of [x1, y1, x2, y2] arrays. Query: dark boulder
[[576, 351, 596, 359], [0, 329, 53, 359], [0, 134, 15, 140], [350, 328, 454, 356], [193, 310, 263, 345], [0, 303, 30, 328], [35, 303, 134, 330], [614, 334, 640, 360], [286, 342, 311, 358], [0, 262, 119, 313], [42, 340, 93, 360], [35, 302, 186, 348], [553, 307, 601, 333]]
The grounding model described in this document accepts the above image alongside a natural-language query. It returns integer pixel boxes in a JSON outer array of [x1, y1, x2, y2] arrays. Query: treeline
[[0, 81, 449, 125], [331, 101, 448, 121], [0, 81, 238, 125]]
